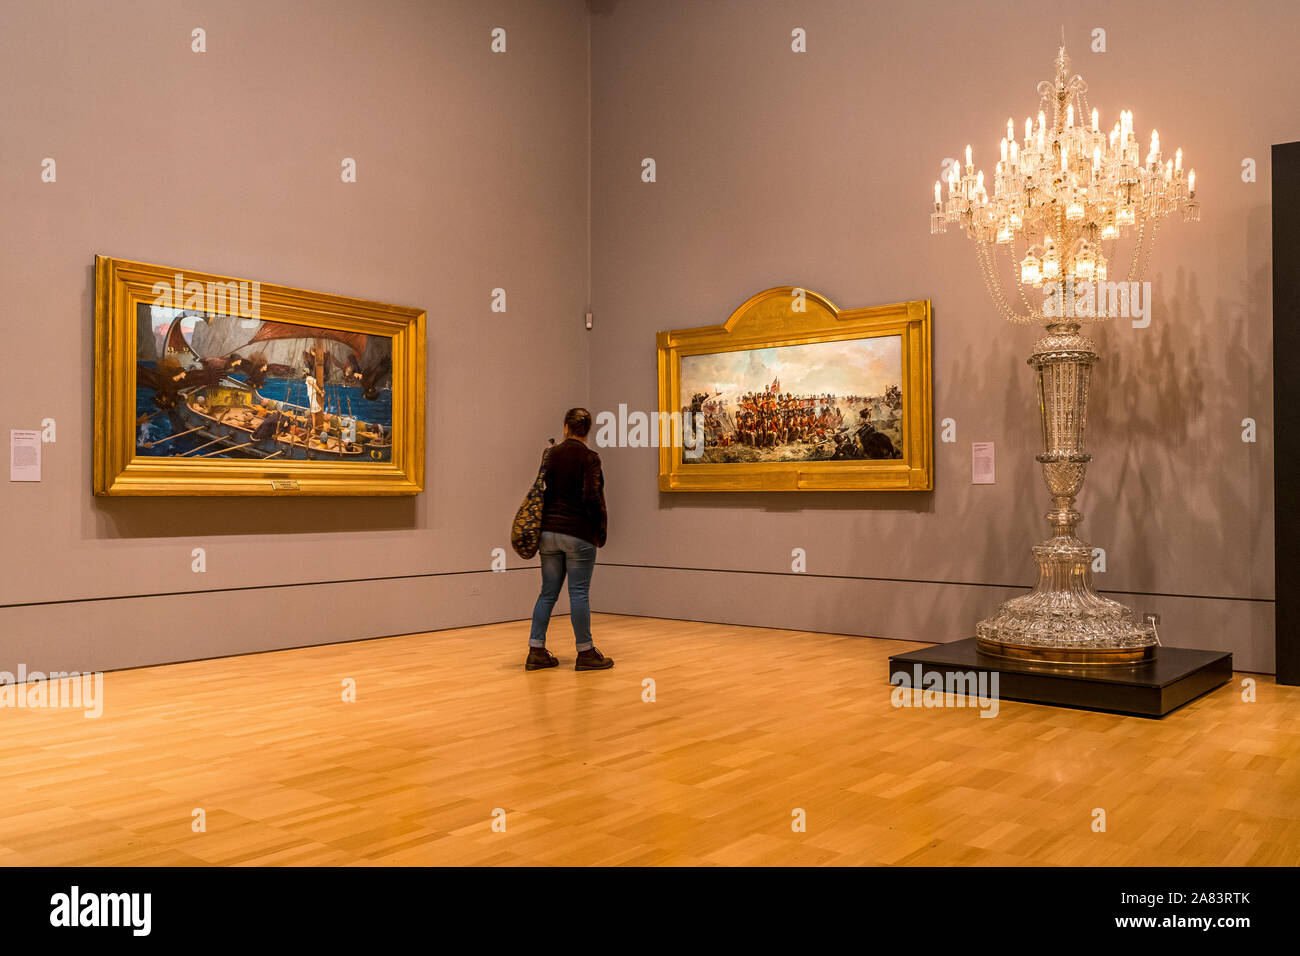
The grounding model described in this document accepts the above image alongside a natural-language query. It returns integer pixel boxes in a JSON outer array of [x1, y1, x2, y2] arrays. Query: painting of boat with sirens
[[134, 303, 393, 462]]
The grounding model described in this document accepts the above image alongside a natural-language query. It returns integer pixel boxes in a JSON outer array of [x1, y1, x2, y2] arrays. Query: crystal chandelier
[[930, 44, 1199, 665]]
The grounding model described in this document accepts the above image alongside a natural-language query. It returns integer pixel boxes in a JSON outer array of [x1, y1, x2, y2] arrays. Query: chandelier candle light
[[931, 44, 1198, 665]]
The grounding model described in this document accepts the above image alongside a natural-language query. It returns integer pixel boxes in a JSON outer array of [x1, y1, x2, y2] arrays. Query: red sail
[[247, 321, 367, 356], [163, 316, 200, 362]]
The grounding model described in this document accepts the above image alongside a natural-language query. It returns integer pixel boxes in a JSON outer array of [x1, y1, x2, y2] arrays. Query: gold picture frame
[[657, 287, 932, 492], [94, 255, 425, 495]]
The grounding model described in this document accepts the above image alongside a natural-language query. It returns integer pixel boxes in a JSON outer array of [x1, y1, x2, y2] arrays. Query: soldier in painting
[[855, 409, 898, 458]]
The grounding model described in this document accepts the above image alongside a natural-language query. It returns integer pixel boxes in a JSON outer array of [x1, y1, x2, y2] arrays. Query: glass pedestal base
[[975, 537, 1158, 666]]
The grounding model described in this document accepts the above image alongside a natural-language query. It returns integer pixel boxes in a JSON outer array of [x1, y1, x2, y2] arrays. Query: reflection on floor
[[0, 613, 1295, 866]]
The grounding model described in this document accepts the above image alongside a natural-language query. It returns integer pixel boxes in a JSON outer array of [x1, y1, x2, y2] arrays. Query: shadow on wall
[[926, 340, 1032, 641], [1092, 265, 1206, 591], [656, 489, 935, 515], [974, 348, 1038, 595], [1092, 253, 1268, 596], [90, 496, 420, 540]]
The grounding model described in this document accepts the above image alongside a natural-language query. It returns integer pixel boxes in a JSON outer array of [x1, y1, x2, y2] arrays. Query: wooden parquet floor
[[0, 613, 1295, 866]]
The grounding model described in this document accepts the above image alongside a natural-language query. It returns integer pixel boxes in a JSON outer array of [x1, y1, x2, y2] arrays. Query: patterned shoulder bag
[[510, 445, 552, 559]]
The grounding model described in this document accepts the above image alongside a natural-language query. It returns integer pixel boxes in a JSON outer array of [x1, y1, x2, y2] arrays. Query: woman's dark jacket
[[540, 438, 607, 547]]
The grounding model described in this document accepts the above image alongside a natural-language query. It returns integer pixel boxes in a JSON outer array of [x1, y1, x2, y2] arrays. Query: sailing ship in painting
[[134, 305, 393, 461]]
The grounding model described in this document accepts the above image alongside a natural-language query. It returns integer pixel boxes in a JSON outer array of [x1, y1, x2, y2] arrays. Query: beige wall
[[0, 0, 590, 671], [587, 0, 1287, 672], [1, 0, 1286, 676]]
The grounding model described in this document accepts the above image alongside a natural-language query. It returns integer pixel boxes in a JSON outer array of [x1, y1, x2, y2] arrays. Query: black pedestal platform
[[888, 638, 1233, 718]]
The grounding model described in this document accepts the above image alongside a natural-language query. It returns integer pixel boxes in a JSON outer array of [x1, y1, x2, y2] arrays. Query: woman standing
[[526, 408, 613, 672]]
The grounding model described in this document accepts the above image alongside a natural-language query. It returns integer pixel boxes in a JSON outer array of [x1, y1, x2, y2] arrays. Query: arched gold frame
[[656, 287, 932, 492]]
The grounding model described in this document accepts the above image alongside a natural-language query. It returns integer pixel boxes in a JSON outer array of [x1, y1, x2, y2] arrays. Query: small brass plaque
[[270, 479, 300, 491]]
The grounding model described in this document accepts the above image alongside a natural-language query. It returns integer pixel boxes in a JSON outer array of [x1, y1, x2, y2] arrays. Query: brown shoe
[[575, 646, 614, 671], [525, 647, 558, 671]]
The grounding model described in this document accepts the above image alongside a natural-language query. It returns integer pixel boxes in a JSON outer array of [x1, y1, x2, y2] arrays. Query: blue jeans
[[529, 531, 596, 651]]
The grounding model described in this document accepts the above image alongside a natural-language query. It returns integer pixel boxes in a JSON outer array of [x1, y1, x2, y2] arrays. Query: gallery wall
[[0, 0, 591, 672], [2, 0, 1288, 678], [587, 0, 1289, 672]]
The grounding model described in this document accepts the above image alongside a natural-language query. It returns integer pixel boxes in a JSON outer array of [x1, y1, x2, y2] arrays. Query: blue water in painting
[[135, 366, 392, 458]]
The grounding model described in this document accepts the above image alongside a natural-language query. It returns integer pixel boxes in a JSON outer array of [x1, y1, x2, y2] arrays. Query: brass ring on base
[[976, 638, 1158, 666]]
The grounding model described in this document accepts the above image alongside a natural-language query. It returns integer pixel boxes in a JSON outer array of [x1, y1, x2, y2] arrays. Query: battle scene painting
[[679, 335, 904, 464], [135, 304, 394, 462]]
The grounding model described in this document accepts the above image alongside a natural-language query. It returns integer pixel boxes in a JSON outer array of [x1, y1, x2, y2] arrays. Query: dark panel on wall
[[1274, 142, 1300, 686]]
